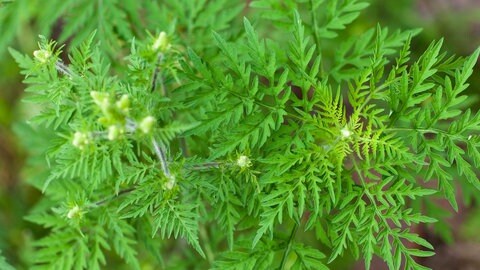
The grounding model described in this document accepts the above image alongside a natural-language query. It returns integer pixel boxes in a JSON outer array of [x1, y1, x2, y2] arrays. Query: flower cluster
[[340, 126, 352, 140], [138, 116, 156, 134], [71, 92, 156, 149], [236, 155, 252, 169], [90, 91, 130, 141], [33, 49, 51, 63], [72, 131, 91, 150]]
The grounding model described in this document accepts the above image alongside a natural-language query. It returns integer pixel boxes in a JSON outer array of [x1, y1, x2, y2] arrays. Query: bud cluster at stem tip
[[236, 155, 252, 169], [108, 125, 124, 141], [163, 175, 176, 190], [116, 94, 130, 114], [340, 126, 352, 139], [72, 131, 91, 150], [139, 116, 156, 134], [33, 49, 51, 63], [90, 91, 111, 112], [152, 31, 171, 53], [66, 205, 82, 219]]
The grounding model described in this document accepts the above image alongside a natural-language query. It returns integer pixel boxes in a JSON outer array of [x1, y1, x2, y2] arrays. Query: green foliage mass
[[4, 0, 480, 269], [0, 250, 14, 270]]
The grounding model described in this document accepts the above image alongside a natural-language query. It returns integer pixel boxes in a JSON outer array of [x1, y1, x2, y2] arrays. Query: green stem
[[91, 187, 136, 207], [151, 53, 165, 93], [199, 224, 215, 266], [279, 223, 299, 270], [385, 127, 465, 141]]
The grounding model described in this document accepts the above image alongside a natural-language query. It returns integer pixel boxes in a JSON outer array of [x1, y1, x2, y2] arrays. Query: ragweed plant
[[8, 0, 480, 269]]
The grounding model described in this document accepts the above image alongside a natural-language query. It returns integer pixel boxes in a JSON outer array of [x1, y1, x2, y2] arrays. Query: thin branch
[[92, 187, 136, 207], [150, 53, 165, 95], [148, 51, 175, 179], [186, 162, 222, 170], [279, 222, 299, 270], [385, 127, 465, 141], [152, 138, 171, 177], [149, 52, 191, 157], [55, 61, 73, 77], [199, 224, 215, 266]]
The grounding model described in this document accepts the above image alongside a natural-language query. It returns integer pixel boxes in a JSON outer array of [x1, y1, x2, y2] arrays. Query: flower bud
[[33, 49, 51, 63], [163, 175, 176, 190], [107, 125, 123, 141], [67, 205, 81, 219], [139, 116, 156, 134], [236, 155, 252, 169], [340, 126, 352, 139], [152, 32, 170, 52], [72, 131, 91, 150], [90, 91, 110, 111], [115, 94, 130, 113]]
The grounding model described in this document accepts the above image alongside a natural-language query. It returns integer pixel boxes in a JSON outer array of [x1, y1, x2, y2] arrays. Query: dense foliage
[[3, 0, 480, 269]]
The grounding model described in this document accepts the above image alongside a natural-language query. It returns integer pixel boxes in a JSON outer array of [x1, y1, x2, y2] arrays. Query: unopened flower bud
[[236, 155, 252, 169], [115, 94, 130, 113], [90, 91, 110, 111], [107, 125, 123, 141], [33, 49, 51, 63], [152, 32, 170, 52], [67, 205, 81, 219], [139, 116, 156, 134], [340, 126, 352, 139], [72, 131, 91, 150], [163, 175, 176, 190], [97, 117, 109, 126]]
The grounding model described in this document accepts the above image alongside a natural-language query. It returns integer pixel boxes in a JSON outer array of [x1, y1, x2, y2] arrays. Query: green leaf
[[152, 201, 205, 258]]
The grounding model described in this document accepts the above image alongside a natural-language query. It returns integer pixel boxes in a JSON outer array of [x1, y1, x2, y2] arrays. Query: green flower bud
[[72, 131, 91, 150], [139, 116, 156, 134], [107, 125, 123, 141], [152, 32, 170, 52], [90, 91, 110, 111], [97, 117, 109, 126], [236, 155, 252, 169], [33, 49, 51, 63], [115, 94, 130, 113], [163, 175, 176, 190], [340, 126, 352, 139], [66, 205, 82, 219]]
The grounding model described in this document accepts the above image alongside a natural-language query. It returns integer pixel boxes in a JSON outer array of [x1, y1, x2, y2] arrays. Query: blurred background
[[1, 0, 479, 269]]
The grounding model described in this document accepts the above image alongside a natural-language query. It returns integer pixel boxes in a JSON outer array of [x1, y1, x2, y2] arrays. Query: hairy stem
[[151, 53, 165, 94], [152, 138, 171, 177]]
